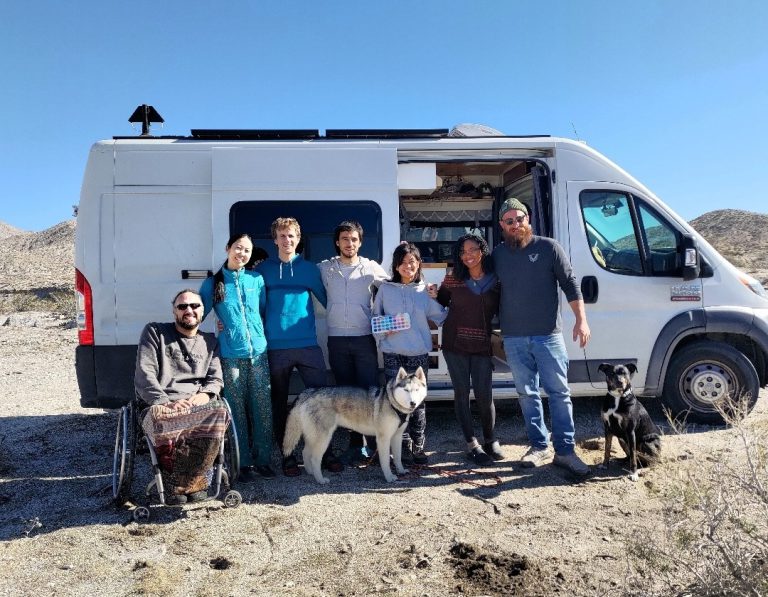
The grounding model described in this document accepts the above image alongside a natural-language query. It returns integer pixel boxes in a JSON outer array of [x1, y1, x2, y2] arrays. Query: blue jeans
[[502, 334, 576, 455]]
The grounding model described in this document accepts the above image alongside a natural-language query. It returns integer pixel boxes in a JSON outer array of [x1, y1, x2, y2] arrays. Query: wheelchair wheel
[[222, 398, 240, 484], [112, 402, 137, 504], [132, 506, 151, 523], [222, 490, 242, 508]]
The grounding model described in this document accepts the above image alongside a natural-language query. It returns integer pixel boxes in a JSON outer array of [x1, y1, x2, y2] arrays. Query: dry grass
[[624, 396, 768, 596]]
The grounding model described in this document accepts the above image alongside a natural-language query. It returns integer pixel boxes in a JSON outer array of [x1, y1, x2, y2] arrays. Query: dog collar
[[386, 388, 412, 424]]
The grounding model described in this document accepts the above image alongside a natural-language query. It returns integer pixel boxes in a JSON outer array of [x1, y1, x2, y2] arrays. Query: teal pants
[[222, 354, 273, 467]]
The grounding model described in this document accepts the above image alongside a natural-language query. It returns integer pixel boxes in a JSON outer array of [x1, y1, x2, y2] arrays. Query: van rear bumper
[[76, 345, 137, 409]]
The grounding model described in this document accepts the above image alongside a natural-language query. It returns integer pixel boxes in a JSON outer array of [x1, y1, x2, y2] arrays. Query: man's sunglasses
[[502, 215, 527, 225], [175, 303, 202, 311]]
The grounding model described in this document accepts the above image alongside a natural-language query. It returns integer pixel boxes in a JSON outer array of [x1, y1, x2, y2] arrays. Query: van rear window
[[230, 200, 382, 263]]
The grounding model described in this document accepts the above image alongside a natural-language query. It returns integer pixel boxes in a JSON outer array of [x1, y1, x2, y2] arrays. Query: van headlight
[[740, 274, 768, 299]]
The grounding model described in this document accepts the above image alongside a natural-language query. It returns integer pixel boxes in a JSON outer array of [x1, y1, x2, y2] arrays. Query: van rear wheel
[[664, 340, 759, 425]]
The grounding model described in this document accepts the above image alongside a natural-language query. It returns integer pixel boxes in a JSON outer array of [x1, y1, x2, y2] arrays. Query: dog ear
[[396, 367, 407, 380], [625, 363, 638, 376], [414, 366, 426, 382], [598, 363, 612, 374]]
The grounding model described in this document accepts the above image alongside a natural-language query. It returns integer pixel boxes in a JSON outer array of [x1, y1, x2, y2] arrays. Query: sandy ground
[[1, 314, 766, 596]]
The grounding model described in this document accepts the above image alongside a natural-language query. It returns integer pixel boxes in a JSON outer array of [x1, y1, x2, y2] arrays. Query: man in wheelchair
[[134, 289, 227, 505]]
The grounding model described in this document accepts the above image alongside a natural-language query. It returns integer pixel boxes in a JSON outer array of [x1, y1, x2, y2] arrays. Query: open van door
[[565, 181, 701, 393]]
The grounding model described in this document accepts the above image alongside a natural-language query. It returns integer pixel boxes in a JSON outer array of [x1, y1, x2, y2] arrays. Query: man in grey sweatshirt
[[134, 289, 225, 503], [319, 221, 388, 463]]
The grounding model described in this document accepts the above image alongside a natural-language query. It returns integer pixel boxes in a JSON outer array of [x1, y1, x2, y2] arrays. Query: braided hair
[[212, 233, 253, 305]]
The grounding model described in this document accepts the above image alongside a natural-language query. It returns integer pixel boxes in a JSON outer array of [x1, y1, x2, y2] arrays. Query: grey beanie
[[499, 198, 529, 218]]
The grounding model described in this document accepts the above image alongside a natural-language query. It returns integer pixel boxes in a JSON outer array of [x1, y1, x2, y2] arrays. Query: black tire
[[112, 402, 137, 504], [663, 340, 759, 424], [222, 398, 240, 484]]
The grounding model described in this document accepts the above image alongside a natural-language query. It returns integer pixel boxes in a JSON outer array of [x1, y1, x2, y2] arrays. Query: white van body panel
[[74, 133, 768, 418]]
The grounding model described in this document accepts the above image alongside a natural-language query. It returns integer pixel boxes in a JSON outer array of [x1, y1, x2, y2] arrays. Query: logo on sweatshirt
[[529, 254, 539, 263]]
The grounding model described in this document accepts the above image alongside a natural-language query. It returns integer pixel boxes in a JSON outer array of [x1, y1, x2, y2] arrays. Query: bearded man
[[134, 289, 227, 504], [492, 198, 592, 476]]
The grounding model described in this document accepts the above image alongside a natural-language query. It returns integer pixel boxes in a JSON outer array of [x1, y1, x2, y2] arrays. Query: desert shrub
[[624, 396, 768, 596]]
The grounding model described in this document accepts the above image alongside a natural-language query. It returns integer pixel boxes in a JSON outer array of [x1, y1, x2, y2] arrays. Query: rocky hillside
[[0, 210, 765, 312], [0, 220, 75, 314], [0, 221, 26, 240], [689, 209, 768, 287]]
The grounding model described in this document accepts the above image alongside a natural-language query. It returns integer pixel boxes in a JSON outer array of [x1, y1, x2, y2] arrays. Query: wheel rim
[[679, 359, 739, 408], [112, 409, 127, 498]]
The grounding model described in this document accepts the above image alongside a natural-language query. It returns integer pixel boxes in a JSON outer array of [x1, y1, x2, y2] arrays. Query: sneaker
[[166, 493, 188, 506], [520, 446, 553, 468], [187, 490, 208, 503], [468, 446, 492, 466], [322, 454, 344, 473], [255, 465, 276, 479], [483, 441, 504, 461], [282, 456, 301, 477], [239, 466, 259, 483], [553, 452, 591, 476], [412, 446, 429, 465], [340, 445, 369, 466]]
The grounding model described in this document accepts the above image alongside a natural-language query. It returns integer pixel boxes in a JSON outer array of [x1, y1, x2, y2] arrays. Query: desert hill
[[0, 221, 26, 240], [0, 219, 75, 291], [0, 210, 765, 313], [689, 209, 768, 286]]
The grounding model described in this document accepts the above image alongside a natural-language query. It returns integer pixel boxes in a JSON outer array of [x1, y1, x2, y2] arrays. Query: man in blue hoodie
[[319, 221, 388, 464], [255, 217, 330, 476]]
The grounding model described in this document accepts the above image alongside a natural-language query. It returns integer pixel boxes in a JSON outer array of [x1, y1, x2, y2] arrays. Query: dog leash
[[358, 453, 502, 487]]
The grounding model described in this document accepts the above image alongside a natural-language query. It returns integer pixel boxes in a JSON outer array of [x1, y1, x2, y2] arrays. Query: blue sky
[[2, 1, 766, 231]]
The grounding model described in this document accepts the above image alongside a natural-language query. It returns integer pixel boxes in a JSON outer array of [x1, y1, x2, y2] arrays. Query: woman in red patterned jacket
[[437, 233, 502, 466]]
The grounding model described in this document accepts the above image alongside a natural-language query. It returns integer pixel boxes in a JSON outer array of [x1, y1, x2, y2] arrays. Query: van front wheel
[[663, 341, 759, 425]]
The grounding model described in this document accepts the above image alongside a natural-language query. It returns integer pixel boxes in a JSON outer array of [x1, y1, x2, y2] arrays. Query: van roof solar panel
[[190, 129, 320, 140], [325, 129, 449, 139]]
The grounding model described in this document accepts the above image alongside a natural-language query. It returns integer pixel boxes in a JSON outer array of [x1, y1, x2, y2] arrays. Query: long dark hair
[[390, 242, 423, 284], [213, 233, 253, 304], [452, 233, 493, 281]]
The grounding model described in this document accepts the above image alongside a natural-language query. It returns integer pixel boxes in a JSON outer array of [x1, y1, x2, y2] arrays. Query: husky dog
[[283, 367, 428, 484], [598, 363, 662, 481]]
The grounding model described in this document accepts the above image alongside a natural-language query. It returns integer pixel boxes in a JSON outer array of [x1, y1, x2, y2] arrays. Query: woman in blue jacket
[[200, 233, 273, 481]]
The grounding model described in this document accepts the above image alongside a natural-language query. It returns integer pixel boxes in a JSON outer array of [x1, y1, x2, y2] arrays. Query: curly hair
[[451, 233, 493, 281]]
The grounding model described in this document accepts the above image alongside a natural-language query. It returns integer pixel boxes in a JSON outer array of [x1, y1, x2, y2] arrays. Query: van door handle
[[581, 276, 598, 304]]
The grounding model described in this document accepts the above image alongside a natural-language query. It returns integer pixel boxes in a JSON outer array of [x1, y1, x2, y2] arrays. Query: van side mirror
[[681, 235, 700, 281]]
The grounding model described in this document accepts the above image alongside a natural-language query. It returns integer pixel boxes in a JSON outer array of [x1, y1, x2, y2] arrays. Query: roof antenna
[[128, 104, 164, 136], [570, 122, 582, 142]]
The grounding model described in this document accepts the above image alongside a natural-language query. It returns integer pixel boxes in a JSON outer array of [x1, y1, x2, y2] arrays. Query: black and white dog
[[598, 363, 662, 481]]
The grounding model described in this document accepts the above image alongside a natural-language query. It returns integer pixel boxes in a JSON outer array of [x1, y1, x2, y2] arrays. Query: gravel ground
[[1, 313, 767, 596]]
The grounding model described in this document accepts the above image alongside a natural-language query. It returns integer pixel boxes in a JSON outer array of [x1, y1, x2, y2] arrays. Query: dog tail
[[282, 408, 302, 456]]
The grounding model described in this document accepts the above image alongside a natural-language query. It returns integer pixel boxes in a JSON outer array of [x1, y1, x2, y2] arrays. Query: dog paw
[[383, 475, 397, 483], [317, 476, 330, 485], [629, 472, 639, 482], [394, 467, 407, 475]]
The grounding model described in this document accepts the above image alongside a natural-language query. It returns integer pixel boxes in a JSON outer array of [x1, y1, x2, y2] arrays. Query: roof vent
[[448, 123, 505, 137], [128, 104, 164, 136]]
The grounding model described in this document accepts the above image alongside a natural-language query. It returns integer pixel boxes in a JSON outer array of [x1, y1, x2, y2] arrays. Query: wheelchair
[[112, 396, 242, 522]]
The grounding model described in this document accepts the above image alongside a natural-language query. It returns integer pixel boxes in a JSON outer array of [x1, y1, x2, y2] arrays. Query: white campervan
[[75, 108, 768, 423]]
